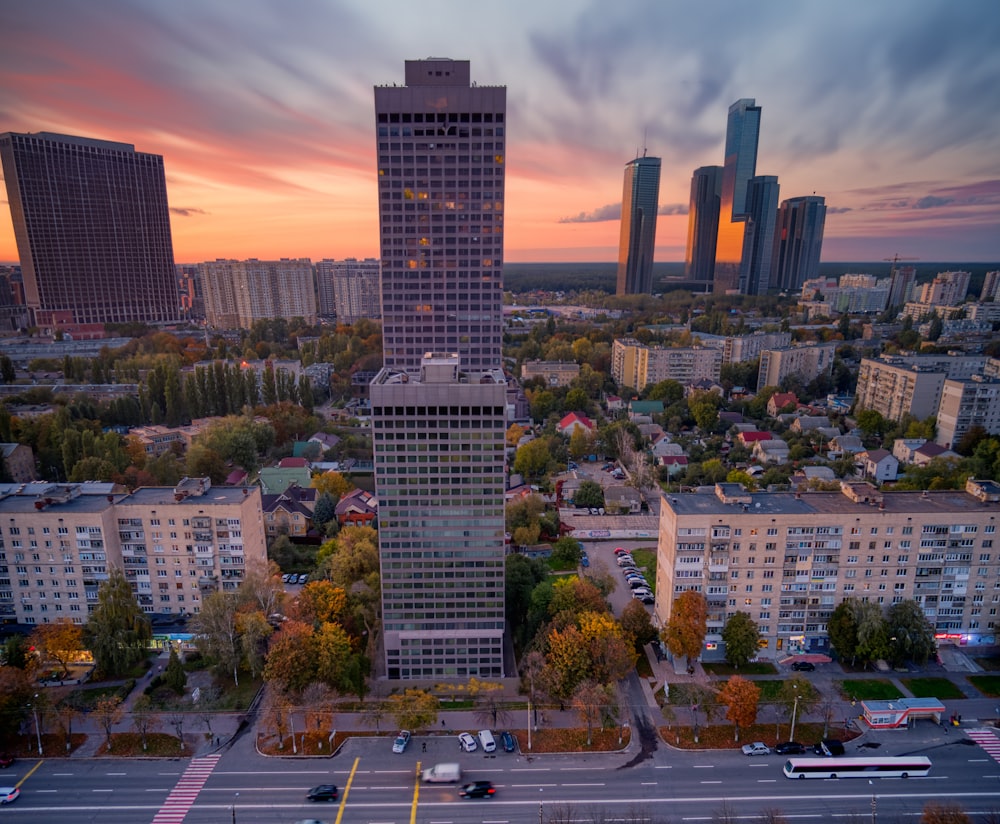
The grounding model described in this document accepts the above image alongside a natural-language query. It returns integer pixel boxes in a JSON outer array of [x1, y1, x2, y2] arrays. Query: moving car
[[775, 741, 806, 755], [459, 781, 496, 798], [392, 730, 411, 753], [306, 784, 339, 802], [500, 731, 515, 752], [458, 732, 478, 752], [0, 787, 19, 804], [423, 763, 462, 783], [791, 660, 815, 671], [741, 742, 771, 756], [478, 729, 496, 753]]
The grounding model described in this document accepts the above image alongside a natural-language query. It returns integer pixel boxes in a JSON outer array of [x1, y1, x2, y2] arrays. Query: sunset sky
[[2, 0, 999, 265]]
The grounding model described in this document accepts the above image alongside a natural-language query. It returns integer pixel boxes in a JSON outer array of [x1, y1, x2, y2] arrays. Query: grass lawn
[[631, 548, 657, 573], [836, 679, 903, 701], [974, 657, 1000, 672], [636, 654, 654, 678], [969, 675, 1000, 698], [901, 677, 966, 700], [702, 661, 778, 677], [658, 721, 860, 751]]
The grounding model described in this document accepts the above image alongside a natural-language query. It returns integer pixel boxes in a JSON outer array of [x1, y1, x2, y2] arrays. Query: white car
[[741, 742, 771, 756], [392, 730, 411, 753], [0, 786, 19, 804], [458, 732, 478, 752]]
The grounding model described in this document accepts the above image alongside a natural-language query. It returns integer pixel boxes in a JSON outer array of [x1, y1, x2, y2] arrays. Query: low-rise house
[[605, 395, 625, 414], [686, 378, 724, 397], [857, 449, 899, 483], [738, 430, 772, 448], [258, 464, 312, 495], [127, 425, 187, 458], [719, 411, 744, 427], [605, 484, 642, 514], [828, 434, 865, 458], [767, 392, 799, 417], [792, 465, 837, 489], [658, 455, 688, 477], [652, 440, 685, 459], [262, 483, 317, 539], [308, 432, 341, 453], [628, 400, 664, 421], [790, 415, 830, 433], [557, 412, 596, 437], [753, 439, 790, 464], [335, 488, 378, 527], [892, 438, 928, 464], [912, 441, 961, 467]]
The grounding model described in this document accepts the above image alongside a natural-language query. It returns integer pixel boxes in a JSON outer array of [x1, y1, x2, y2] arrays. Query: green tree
[[573, 480, 605, 509], [551, 536, 582, 565], [513, 438, 553, 478], [721, 612, 760, 669], [856, 408, 889, 438], [827, 600, 859, 664], [86, 569, 152, 678], [312, 493, 337, 532], [662, 590, 707, 667], [885, 599, 937, 666], [388, 688, 439, 731], [190, 591, 242, 685], [164, 647, 187, 695], [854, 599, 889, 667]]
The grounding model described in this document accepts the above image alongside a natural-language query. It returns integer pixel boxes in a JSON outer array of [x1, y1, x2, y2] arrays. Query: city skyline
[[2, 0, 999, 264]]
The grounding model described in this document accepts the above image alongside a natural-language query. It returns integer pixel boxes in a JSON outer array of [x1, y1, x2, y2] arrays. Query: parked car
[[500, 731, 515, 752], [306, 784, 339, 802], [580, 553, 590, 568], [813, 739, 845, 757], [0, 754, 13, 769], [614, 547, 629, 556], [281, 573, 292, 584], [298, 574, 309, 585], [392, 730, 411, 753], [629, 579, 650, 590], [458, 732, 478, 752], [791, 660, 815, 671], [775, 741, 806, 755], [633, 593, 655, 605], [477, 729, 496, 753], [741, 742, 771, 756], [459, 780, 495, 798]]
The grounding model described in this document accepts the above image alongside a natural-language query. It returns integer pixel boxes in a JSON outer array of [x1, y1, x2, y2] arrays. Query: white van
[[422, 763, 462, 783], [478, 729, 496, 753]]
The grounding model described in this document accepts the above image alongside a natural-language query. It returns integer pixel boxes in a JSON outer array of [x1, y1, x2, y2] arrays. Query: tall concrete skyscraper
[[887, 264, 917, 309], [770, 195, 826, 292], [0, 131, 180, 332], [616, 155, 661, 295], [684, 165, 722, 285], [371, 59, 507, 680], [738, 175, 780, 295], [713, 99, 761, 293]]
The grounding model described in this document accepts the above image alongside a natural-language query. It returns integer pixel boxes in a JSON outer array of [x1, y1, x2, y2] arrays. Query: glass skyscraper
[[738, 175, 781, 295], [713, 99, 761, 293], [371, 59, 507, 680], [684, 165, 722, 285], [770, 196, 827, 293], [616, 155, 661, 296], [0, 131, 180, 331]]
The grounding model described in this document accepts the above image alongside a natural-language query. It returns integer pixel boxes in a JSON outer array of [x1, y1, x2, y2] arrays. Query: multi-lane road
[[4, 730, 1000, 823]]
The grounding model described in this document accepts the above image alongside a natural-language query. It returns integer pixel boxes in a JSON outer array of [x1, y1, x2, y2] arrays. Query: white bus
[[783, 756, 931, 779]]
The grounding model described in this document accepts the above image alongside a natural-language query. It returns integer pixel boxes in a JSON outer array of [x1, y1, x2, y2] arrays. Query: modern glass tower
[[371, 59, 507, 680], [616, 154, 661, 296], [738, 175, 780, 296], [713, 99, 761, 293], [0, 131, 180, 330], [684, 165, 722, 285], [770, 196, 826, 293]]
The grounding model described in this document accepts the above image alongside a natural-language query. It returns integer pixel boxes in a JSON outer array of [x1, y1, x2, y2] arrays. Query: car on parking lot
[[459, 780, 495, 798], [631, 587, 652, 597], [774, 741, 806, 755], [614, 547, 629, 556], [580, 553, 589, 567], [628, 580, 650, 590], [478, 729, 496, 752], [306, 784, 339, 802], [791, 660, 815, 671], [458, 732, 478, 752], [633, 593, 654, 604], [0, 754, 14, 769], [741, 742, 771, 756], [299, 574, 309, 585], [618, 560, 637, 569], [500, 731, 515, 752], [568, 462, 578, 470], [282, 573, 292, 584], [392, 730, 411, 753]]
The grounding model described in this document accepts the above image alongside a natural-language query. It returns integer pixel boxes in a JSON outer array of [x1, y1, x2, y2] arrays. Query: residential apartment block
[[855, 354, 989, 423], [936, 376, 1000, 450], [654, 480, 1000, 660], [757, 343, 835, 392], [200, 258, 317, 329], [612, 338, 723, 390], [0, 479, 266, 624], [314, 258, 381, 322], [520, 360, 580, 387], [722, 331, 792, 365]]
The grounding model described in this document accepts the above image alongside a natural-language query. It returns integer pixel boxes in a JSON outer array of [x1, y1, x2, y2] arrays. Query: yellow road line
[[410, 760, 421, 824], [333, 756, 360, 824], [15, 759, 44, 788]]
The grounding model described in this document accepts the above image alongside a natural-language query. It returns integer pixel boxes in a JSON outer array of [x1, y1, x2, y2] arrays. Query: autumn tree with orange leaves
[[717, 675, 761, 741]]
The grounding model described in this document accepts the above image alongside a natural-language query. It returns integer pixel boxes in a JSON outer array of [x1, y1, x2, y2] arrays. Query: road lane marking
[[699, 780, 722, 784], [561, 783, 605, 787], [335, 756, 361, 824], [693, 765, 715, 768], [641, 782, 658, 785]]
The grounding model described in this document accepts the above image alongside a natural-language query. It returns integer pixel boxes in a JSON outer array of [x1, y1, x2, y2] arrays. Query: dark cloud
[[658, 204, 688, 216], [171, 207, 207, 217], [826, 206, 852, 214], [913, 196, 953, 210], [559, 204, 621, 223]]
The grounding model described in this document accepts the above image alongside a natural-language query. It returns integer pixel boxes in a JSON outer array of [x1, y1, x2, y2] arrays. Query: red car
[[0, 755, 14, 769]]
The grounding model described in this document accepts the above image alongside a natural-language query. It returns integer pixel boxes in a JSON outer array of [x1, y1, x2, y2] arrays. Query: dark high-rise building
[[371, 59, 507, 680], [0, 131, 180, 330], [887, 264, 917, 309], [616, 155, 661, 296], [713, 99, 761, 293], [770, 196, 826, 293], [738, 175, 780, 295], [684, 165, 722, 284]]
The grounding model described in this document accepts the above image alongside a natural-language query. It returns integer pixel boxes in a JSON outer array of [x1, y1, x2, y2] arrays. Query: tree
[[293, 580, 347, 627], [190, 591, 242, 685], [361, 686, 389, 733], [717, 675, 761, 741], [544, 625, 591, 700], [29, 619, 83, 678], [573, 480, 605, 509], [237, 611, 273, 680], [0, 666, 33, 741], [777, 676, 818, 736], [854, 599, 889, 666], [388, 688, 439, 731], [662, 590, 707, 667], [550, 536, 582, 565], [571, 680, 610, 747], [514, 437, 554, 478], [619, 599, 658, 652], [315, 621, 354, 692], [721, 612, 760, 670], [164, 647, 187, 695], [263, 620, 317, 694], [469, 679, 512, 729], [856, 408, 889, 439], [567, 426, 593, 459], [131, 694, 159, 751], [827, 600, 859, 664], [885, 599, 937, 666], [578, 611, 636, 684], [920, 801, 971, 824], [167, 711, 187, 751], [86, 569, 152, 678], [94, 695, 125, 752], [312, 470, 354, 498], [312, 492, 337, 532]]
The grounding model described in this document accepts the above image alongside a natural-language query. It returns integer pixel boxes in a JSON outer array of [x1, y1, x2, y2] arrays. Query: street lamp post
[[29, 693, 43, 756], [789, 687, 800, 743], [527, 701, 532, 751], [231, 791, 239, 824]]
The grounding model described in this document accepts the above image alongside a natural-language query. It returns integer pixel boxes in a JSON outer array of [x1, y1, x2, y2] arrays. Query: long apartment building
[[0, 478, 266, 624], [855, 354, 989, 422], [654, 479, 1000, 660], [314, 258, 381, 322], [612, 338, 723, 390], [200, 258, 317, 329]]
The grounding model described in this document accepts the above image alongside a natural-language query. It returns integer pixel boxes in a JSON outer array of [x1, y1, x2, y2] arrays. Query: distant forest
[[503, 261, 1000, 297]]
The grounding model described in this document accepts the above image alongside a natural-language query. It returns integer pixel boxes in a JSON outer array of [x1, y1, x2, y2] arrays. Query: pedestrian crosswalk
[[150, 753, 222, 823], [967, 728, 1000, 763]]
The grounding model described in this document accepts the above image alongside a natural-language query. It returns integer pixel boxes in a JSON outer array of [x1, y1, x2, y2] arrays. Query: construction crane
[[883, 254, 919, 276]]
